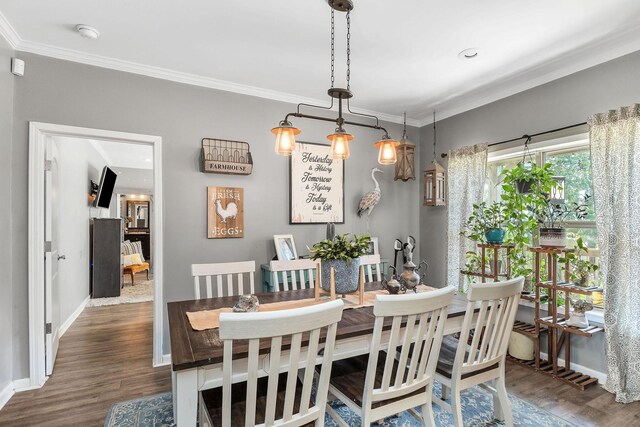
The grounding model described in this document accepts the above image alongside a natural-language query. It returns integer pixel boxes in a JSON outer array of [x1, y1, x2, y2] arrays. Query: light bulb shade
[[374, 138, 400, 165], [271, 123, 300, 156], [327, 131, 353, 160]]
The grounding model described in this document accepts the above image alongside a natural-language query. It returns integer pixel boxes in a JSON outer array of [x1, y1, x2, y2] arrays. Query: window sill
[[518, 300, 604, 326]]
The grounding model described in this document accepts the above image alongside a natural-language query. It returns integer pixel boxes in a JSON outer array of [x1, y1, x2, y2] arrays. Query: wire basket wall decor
[[201, 138, 254, 175]]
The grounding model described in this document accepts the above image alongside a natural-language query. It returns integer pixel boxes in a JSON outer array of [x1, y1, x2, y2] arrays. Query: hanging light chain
[[330, 9, 335, 88], [346, 10, 351, 90], [402, 112, 408, 140], [433, 111, 437, 161]]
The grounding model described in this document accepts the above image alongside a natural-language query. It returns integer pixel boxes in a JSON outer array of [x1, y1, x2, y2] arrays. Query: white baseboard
[[12, 376, 47, 392], [59, 295, 90, 338], [0, 381, 14, 411], [156, 353, 172, 367], [539, 351, 607, 384]]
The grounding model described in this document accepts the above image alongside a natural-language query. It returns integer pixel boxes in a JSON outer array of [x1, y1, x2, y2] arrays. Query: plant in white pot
[[310, 233, 371, 294], [534, 195, 591, 248]]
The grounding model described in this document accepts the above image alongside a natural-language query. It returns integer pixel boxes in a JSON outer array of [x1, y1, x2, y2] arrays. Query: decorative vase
[[485, 228, 505, 244], [566, 312, 589, 328], [321, 258, 361, 293], [523, 277, 534, 293], [539, 227, 567, 248], [574, 269, 589, 287]]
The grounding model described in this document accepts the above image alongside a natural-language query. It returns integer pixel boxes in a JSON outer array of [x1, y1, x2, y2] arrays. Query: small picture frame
[[364, 237, 379, 255], [274, 234, 298, 261]]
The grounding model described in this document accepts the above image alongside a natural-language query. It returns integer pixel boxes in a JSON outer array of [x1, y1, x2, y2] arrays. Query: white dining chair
[[324, 286, 456, 426], [432, 277, 524, 427], [199, 299, 345, 427], [270, 259, 318, 291], [191, 260, 256, 299], [359, 254, 383, 282]]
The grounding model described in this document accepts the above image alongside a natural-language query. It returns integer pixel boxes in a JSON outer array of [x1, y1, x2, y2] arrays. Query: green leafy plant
[[534, 194, 591, 229], [310, 233, 371, 262], [559, 237, 599, 286], [500, 162, 557, 283], [460, 202, 506, 242]]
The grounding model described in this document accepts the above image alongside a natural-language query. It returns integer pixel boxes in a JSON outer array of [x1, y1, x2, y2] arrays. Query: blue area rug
[[105, 382, 574, 426]]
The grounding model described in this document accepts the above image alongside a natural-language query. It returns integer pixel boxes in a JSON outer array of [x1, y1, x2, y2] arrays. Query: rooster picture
[[215, 198, 238, 224]]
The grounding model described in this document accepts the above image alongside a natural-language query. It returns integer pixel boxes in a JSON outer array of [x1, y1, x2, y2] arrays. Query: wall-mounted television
[[94, 166, 117, 208]]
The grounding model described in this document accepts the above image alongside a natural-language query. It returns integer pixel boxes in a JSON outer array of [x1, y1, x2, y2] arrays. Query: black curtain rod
[[440, 121, 588, 158]]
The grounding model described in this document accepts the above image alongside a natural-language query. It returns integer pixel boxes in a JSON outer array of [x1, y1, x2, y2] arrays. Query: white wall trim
[[539, 352, 607, 385], [58, 295, 89, 338], [159, 353, 172, 367], [0, 382, 14, 411], [28, 122, 165, 388], [12, 377, 44, 392], [0, 10, 19, 49]]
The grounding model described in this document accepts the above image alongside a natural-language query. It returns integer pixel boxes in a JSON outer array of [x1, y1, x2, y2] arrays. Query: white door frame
[[28, 122, 164, 388]]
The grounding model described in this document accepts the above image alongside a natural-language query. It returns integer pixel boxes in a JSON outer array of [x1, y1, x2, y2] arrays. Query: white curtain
[[589, 104, 640, 403], [446, 144, 488, 291]]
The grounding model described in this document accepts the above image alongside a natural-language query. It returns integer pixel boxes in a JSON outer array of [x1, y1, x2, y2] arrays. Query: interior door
[[45, 137, 61, 375]]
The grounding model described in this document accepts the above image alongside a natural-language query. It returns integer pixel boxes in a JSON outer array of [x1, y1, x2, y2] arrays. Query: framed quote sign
[[207, 186, 244, 238], [290, 142, 344, 224]]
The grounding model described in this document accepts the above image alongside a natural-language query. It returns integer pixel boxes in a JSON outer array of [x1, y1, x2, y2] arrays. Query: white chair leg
[[450, 389, 464, 427], [422, 388, 436, 427], [441, 384, 450, 400], [495, 376, 513, 426]]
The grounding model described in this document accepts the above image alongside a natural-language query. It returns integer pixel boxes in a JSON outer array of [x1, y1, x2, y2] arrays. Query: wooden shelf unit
[[462, 243, 514, 283], [522, 246, 603, 390]]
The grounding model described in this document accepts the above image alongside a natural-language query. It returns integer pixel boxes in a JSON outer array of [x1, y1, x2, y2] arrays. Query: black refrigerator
[[90, 218, 122, 298]]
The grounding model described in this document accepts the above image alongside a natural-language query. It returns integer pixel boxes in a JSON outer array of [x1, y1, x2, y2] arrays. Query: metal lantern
[[423, 160, 446, 206], [423, 111, 446, 206], [394, 112, 416, 181]]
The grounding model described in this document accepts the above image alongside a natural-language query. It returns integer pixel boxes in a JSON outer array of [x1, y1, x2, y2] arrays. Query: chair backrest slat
[[218, 299, 344, 427], [360, 254, 382, 282], [269, 259, 318, 292], [456, 277, 523, 372], [364, 287, 455, 405], [191, 261, 256, 299]]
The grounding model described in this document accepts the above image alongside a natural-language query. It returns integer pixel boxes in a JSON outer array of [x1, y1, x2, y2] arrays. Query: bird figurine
[[357, 168, 383, 230]]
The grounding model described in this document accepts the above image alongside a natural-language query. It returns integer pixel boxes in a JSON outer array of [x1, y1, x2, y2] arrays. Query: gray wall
[[0, 37, 15, 395], [420, 50, 640, 375], [10, 53, 420, 377]]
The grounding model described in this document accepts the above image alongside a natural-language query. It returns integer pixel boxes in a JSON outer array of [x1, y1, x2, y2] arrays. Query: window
[[485, 135, 602, 307]]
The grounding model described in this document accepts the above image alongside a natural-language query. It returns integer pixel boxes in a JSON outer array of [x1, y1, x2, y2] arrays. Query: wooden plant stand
[[314, 263, 365, 306], [462, 243, 513, 283], [509, 247, 603, 390]]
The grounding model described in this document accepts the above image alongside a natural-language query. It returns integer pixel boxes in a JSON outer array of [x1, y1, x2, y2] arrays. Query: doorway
[[27, 123, 164, 388]]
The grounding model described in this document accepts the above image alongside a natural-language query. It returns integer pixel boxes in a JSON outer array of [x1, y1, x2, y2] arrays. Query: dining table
[[167, 282, 473, 426]]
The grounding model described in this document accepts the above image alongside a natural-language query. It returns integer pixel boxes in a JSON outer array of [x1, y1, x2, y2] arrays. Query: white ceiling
[[90, 140, 154, 193], [2, 1, 640, 125]]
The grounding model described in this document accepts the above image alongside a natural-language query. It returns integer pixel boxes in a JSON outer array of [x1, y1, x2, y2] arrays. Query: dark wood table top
[[168, 283, 469, 372]]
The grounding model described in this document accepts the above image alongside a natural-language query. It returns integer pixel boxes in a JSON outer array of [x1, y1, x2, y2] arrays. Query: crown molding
[[413, 25, 640, 127], [12, 38, 419, 128], [0, 10, 20, 49]]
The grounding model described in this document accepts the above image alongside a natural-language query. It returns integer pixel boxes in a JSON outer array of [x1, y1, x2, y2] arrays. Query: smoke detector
[[76, 25, 100, 40]]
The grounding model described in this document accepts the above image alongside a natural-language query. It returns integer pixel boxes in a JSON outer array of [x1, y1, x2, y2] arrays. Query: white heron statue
[[357, 168, 383, 231]]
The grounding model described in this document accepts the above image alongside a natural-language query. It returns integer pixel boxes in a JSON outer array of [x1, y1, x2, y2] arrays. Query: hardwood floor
[[0, 302, 171, 426], [505, 362, 640, 427], [1, 300, 639, 426]]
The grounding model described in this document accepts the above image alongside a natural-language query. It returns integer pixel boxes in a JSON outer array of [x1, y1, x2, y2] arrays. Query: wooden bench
[[123, 262, 150, 285]]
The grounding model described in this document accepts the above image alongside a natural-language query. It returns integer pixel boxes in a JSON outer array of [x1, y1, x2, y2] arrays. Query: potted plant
[[534, 195, 590, 248], [559, 237, 599, 287], [461, 202, 507, 244], [310, 233, 371, 293]]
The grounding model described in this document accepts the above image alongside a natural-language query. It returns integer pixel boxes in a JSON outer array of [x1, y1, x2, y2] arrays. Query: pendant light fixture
[[423, 111, 447, 206], [394, 112, 416, 181], [271, 0, 399, 163]]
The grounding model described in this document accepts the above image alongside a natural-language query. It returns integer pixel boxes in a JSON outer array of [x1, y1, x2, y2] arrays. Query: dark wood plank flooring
[[1, 300, 639, 426], [0, 302, 171, 426]]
